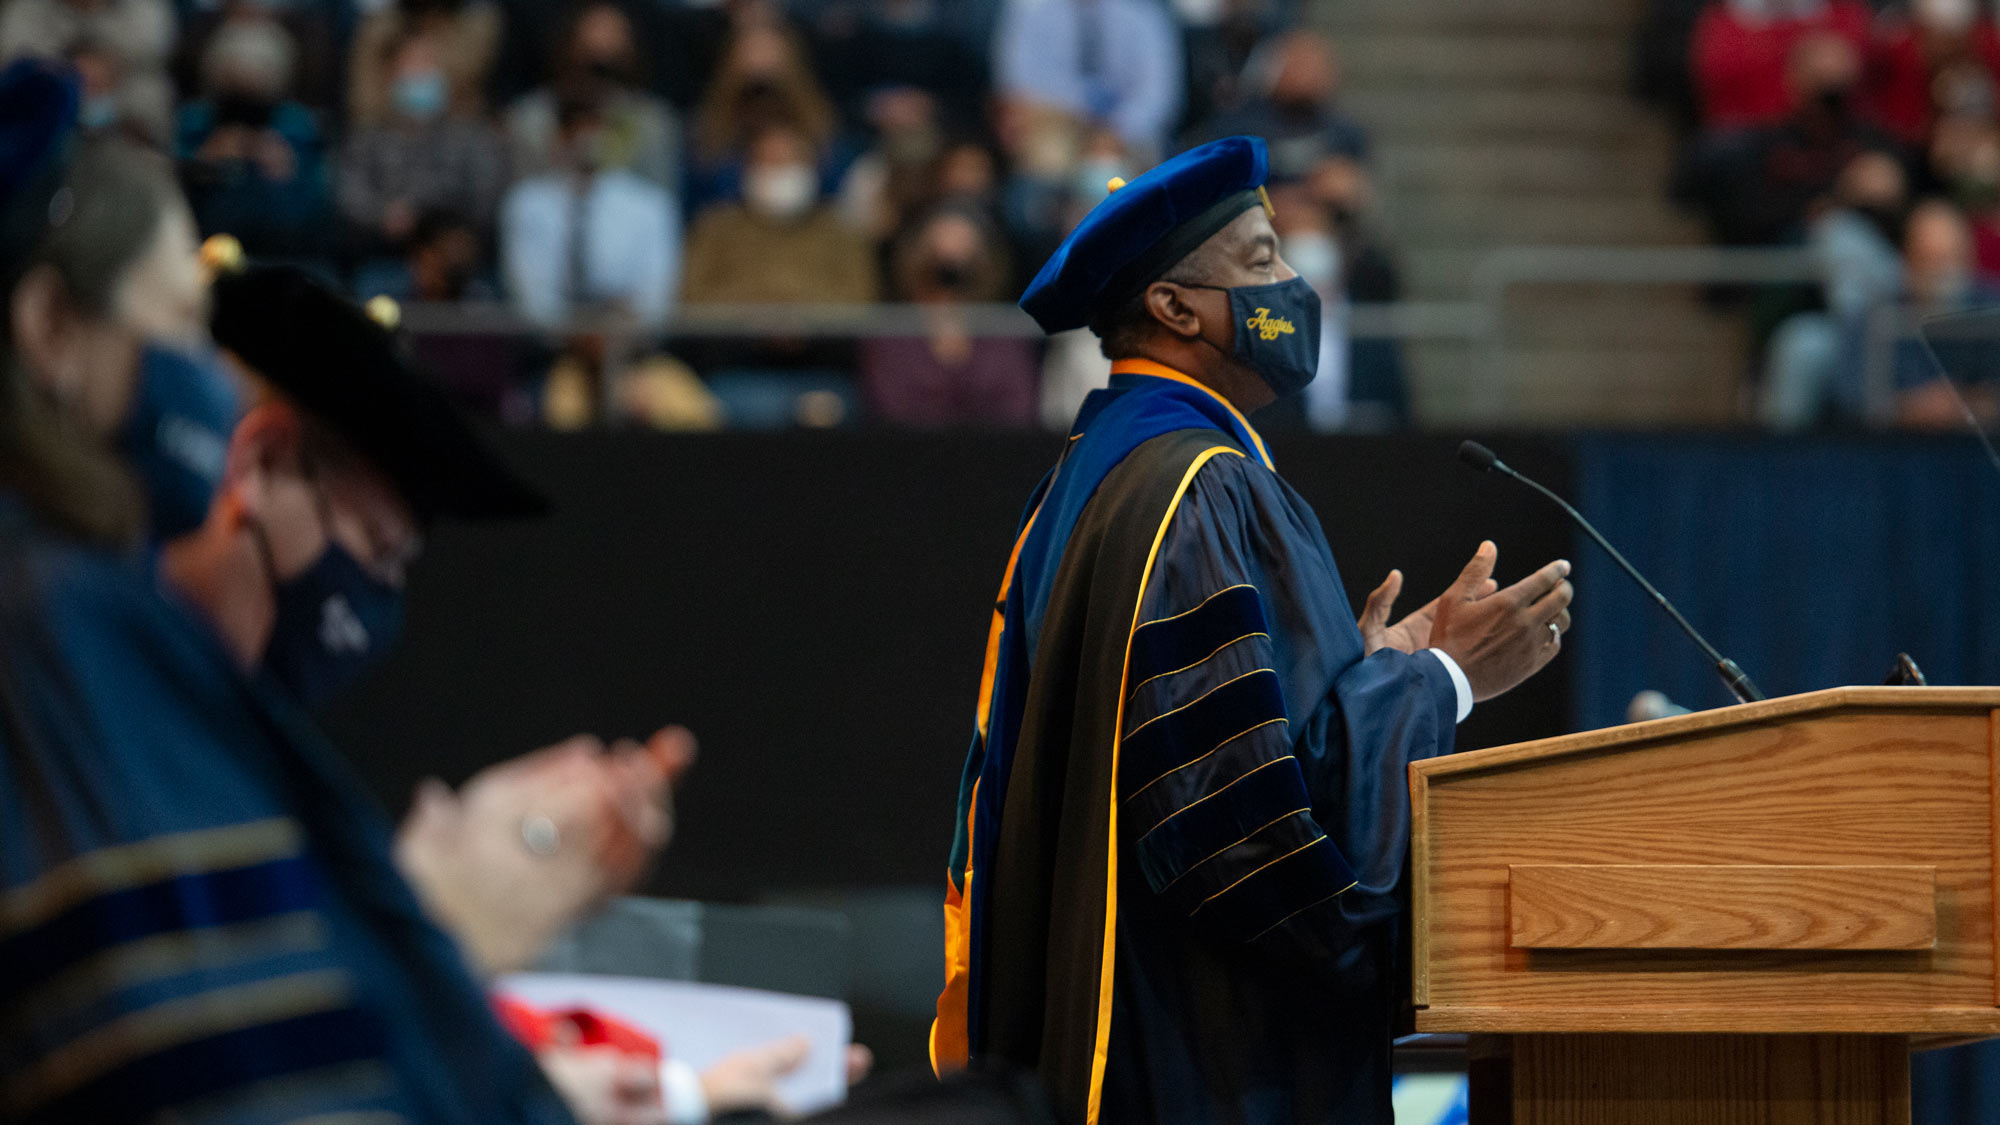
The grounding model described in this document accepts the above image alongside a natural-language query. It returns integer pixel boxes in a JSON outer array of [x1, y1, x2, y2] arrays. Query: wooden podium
[[1408, 686, 2000, 1124]]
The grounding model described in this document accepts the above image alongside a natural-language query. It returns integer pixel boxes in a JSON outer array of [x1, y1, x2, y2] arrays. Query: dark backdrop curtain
[[1567, 433, 2000, 1124]]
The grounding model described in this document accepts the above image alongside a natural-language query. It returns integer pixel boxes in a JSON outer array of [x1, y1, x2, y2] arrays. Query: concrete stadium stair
[[1322, 0, 1752, 424]]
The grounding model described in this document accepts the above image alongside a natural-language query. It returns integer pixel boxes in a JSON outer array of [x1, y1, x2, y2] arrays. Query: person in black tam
[[162, 259, 880, 1125], [170, 262, 544, 706], [159, 261, 698, 973], [930, 136, 1577, 1123]]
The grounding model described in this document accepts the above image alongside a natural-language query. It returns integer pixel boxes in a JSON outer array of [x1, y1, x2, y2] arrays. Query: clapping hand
[[1358, 567, 1498, 655], [395, 726, 698, 975], [1428, 541, 1574, 702]]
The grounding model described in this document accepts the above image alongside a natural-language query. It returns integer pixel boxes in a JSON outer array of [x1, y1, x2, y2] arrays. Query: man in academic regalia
[[161, 261, 693, 981], [168, 262, 842, 1125], [930, 137, 1576, 1124]]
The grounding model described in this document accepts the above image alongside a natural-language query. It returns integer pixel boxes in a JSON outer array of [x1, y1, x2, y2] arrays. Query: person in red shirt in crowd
[[1681, 31, 1905, 245], [1692, 0, 1873, 128], [1864, 0, 2000, 146]]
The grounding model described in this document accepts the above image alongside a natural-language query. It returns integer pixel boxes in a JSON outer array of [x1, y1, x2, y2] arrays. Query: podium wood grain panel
[[1511, 1034, 1910, 1125], [1507, 864, 1937, 951], [1409, 687, 2000, 1034]]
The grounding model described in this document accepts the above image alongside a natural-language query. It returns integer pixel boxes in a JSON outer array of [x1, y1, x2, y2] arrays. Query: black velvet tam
[[210, 265, 547, 523]]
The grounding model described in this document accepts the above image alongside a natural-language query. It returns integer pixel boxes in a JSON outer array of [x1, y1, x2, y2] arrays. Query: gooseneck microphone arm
[[1457, 441, 1766, 705]]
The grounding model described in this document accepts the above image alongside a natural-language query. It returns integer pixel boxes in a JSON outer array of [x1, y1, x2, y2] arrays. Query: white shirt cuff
[[1425, 649, 1474, 724], [662, 1057, 708, 1125]]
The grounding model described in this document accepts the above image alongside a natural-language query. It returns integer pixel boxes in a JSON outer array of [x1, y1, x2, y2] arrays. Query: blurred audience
[[800, 0, 989, 128], [1937, 118, 2000, 282], [688, 15, 841, 214], [65, 32, 172, 144], [502, 95, 681, 431], [1175, 0, 1296, 134], [837, 85, 949, 245], [993, 0, 1183, 162], [348, 0, 500, 125], [1852, 199, 2000, 426], [360, 209, 520, 415], [505, 0, 679, 187], [1184, 29, 1368, 181], [489, 0, 726, 112], [1037, 324, 1111, 430], [1759, 151, 1910, 429], [860, 204, 1037, 426], [501, 96, 681, 329], [1, 0, 175, 143], [0, 0, 1477, 431], [683, 114, 875, 427], [1689, 0, 1869, 130], [1001, 117, 1133, 286], [1271, 168, 1409, 431], [339, 28, 505, 257], [176, 19, 333, 259], [683, 119, 877, 306], [1863, 0, 2000, 148], [1662, 0, 2000, 429], [1679, 32, 1900, 246], [358, 208, 494, 300], [172, 0, 343, 123]]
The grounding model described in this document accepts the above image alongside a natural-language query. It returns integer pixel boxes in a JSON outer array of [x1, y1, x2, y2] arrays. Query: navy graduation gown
[[0, 497, 571, 1124], [935, 364, 1458, 1124]]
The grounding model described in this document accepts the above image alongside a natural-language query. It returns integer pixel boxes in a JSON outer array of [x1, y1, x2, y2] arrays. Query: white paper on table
[[500, 972, 853, 1114]]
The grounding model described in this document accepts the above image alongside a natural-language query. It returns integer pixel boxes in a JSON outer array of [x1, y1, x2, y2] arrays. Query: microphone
[[1627, 690, 1692, 723], [1456, 440, 1765, 705]]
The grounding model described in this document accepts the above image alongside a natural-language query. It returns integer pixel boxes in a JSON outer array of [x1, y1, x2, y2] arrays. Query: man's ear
[[223, 402, 304, 521], [1143, 281, 1206, 340], [9, 265, 77, 400]]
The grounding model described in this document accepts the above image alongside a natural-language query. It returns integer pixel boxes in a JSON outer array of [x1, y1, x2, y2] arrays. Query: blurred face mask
[[118, 343, 241, 543], [1173, 0, 1226, 22], [746, 163, 817, 222], [393, 68, 448, 121], [79, 92, 119, 130], [252, 484, 406, 707], [1281, 231, 1342, 296]]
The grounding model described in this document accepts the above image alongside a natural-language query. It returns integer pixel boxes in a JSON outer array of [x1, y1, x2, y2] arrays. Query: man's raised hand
[[1360, 567, 1499, 656], [1428, 541, 1573, 702]]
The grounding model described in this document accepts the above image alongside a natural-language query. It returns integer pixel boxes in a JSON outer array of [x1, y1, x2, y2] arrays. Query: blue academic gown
[[935, 365, 1459, 1124], [0, 496, 572, 1124]]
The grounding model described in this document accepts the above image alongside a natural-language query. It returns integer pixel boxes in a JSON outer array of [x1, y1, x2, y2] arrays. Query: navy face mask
[[256, 508, 407, 708], [1186, 276, 1324, 398], [119, 343, 241, 543]]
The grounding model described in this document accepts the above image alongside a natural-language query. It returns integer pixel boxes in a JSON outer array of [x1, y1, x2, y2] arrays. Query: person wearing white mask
[[1259, 175, 1409, 432], [1282, 220, 1350, 432], [681, 120, 878, 308]]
